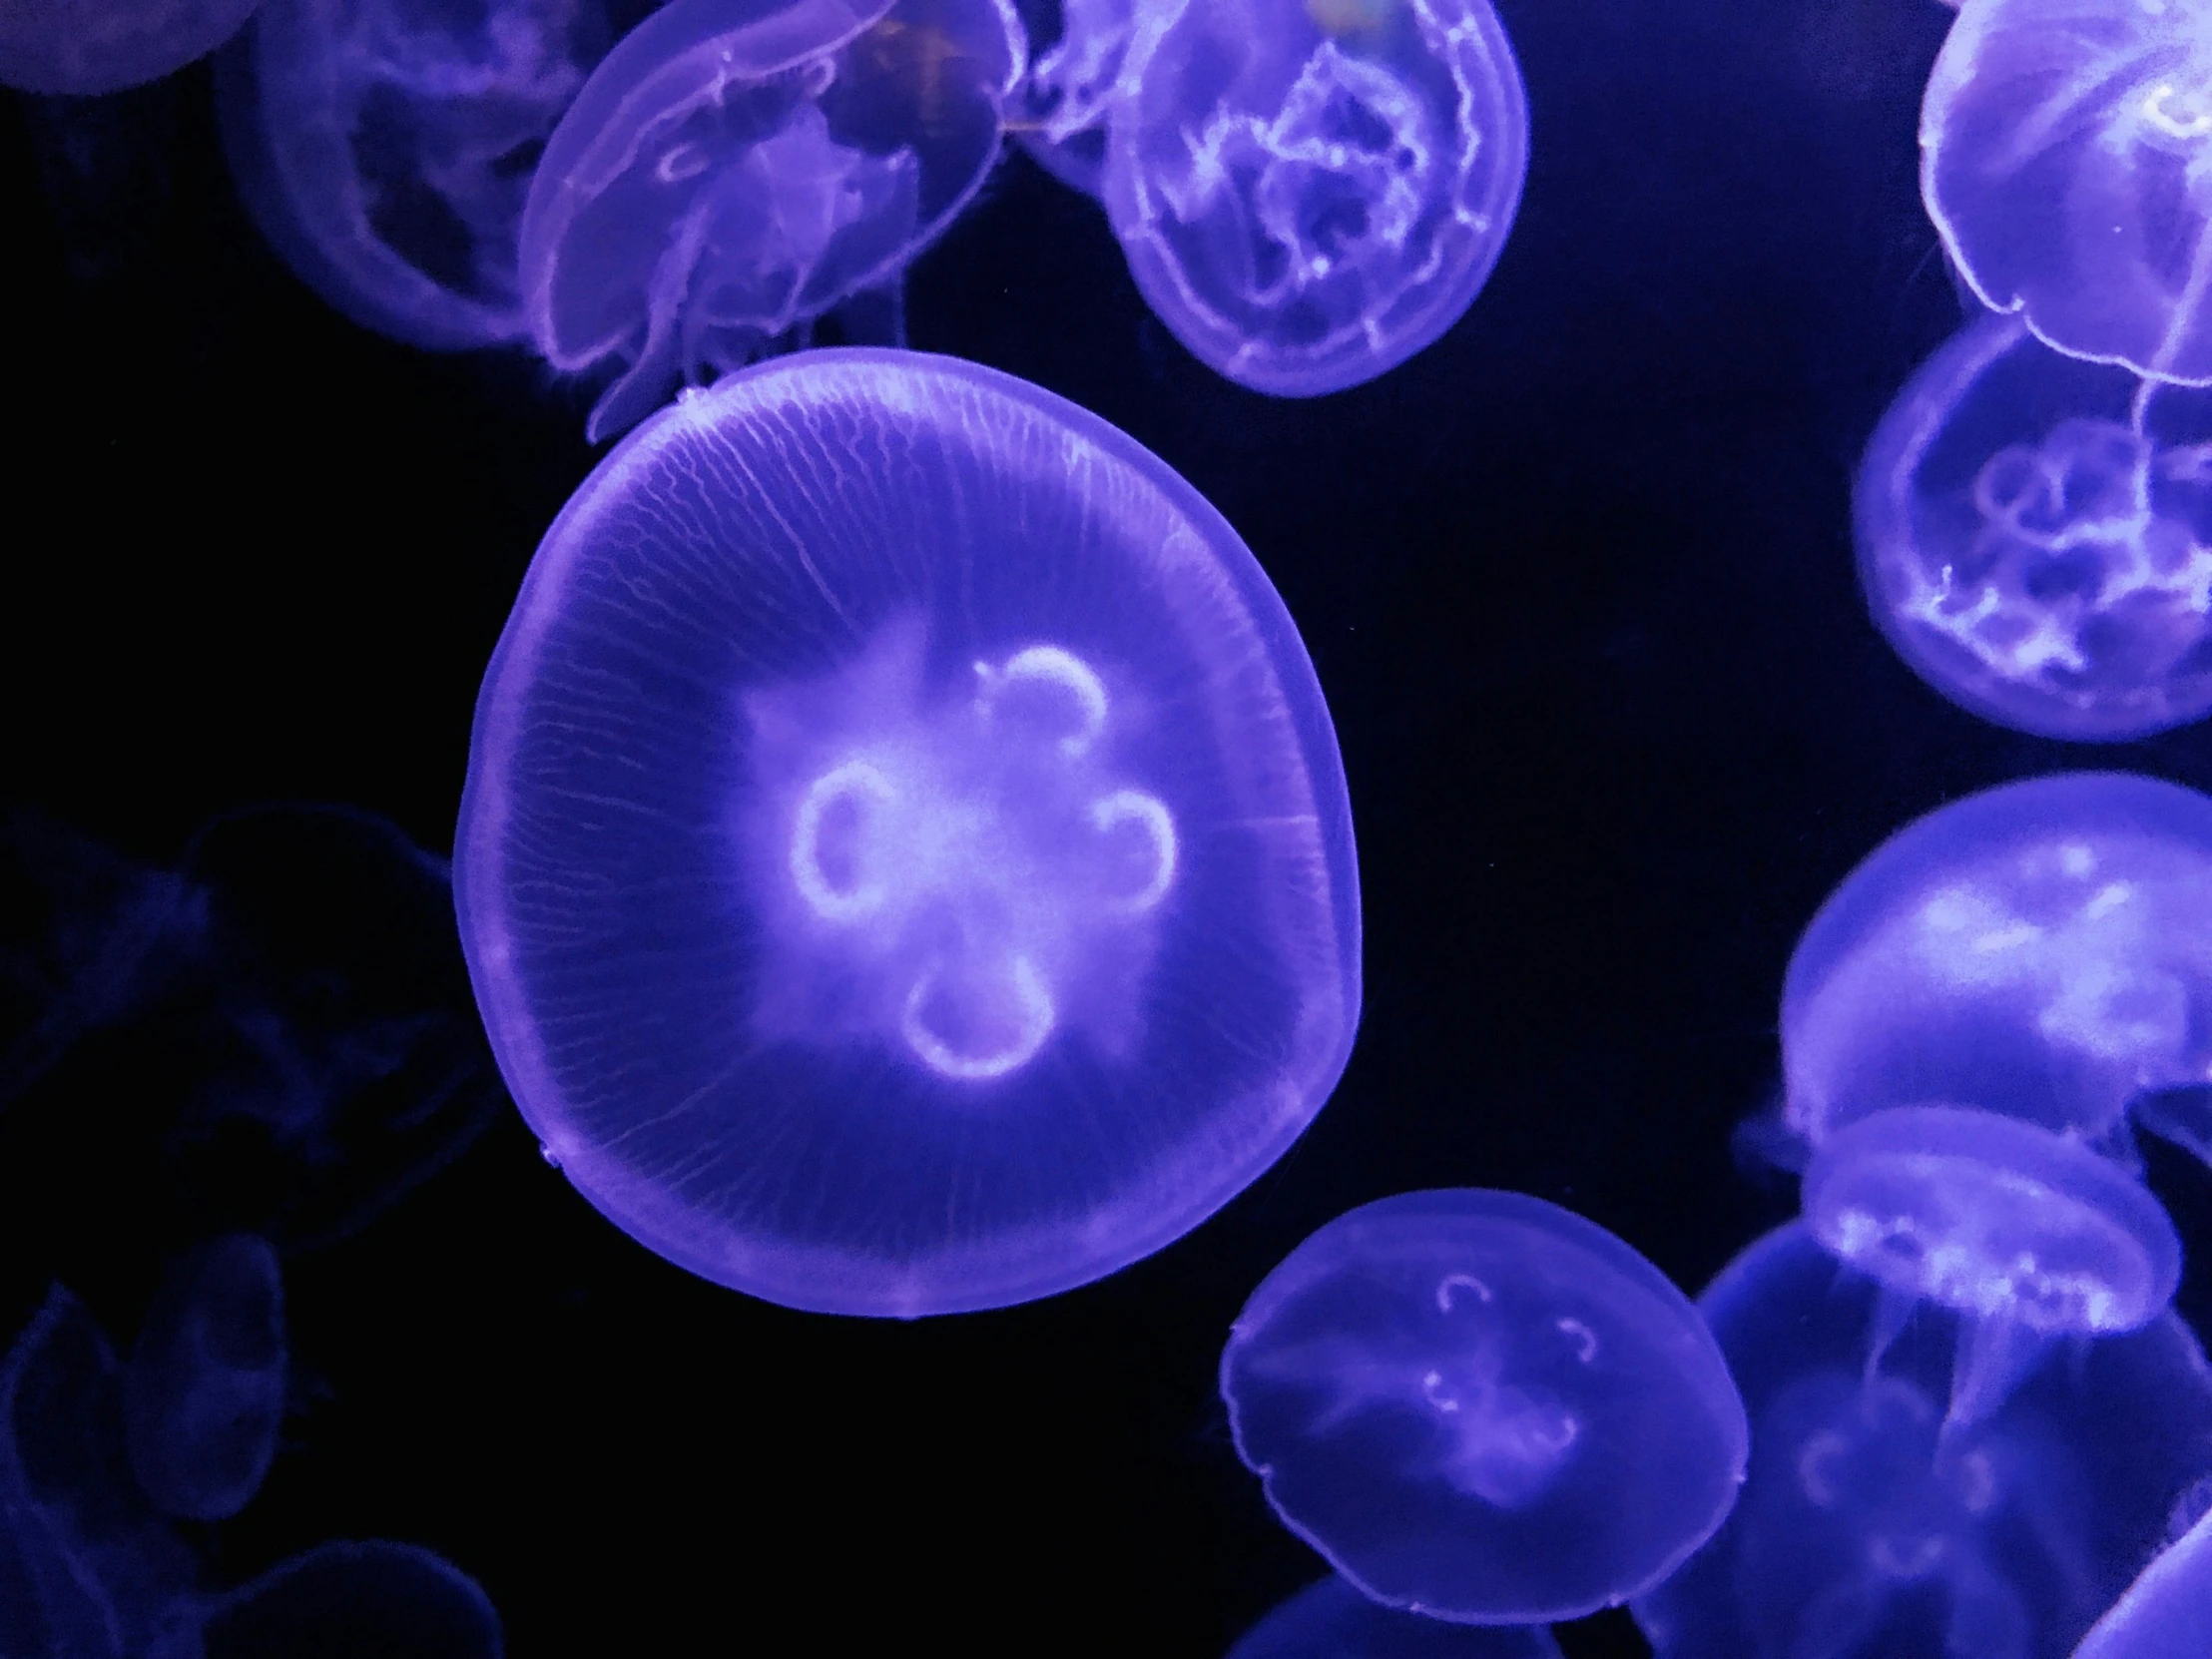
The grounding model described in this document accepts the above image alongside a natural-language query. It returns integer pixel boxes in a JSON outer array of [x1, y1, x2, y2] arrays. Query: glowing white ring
[[1089, 790, 1177, 912], [976, 646, 1110, 757], [901, 954, 1057, 1081], [790, 760, 896, 922]]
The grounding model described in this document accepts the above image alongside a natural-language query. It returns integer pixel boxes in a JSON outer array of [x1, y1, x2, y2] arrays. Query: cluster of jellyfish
[[1852, 0, 2212, 742], [3, 0, 1530, 438]]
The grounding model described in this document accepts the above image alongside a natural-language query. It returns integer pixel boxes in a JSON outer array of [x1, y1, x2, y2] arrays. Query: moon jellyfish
[[125, 1235, 286, 1523], [1922, 0, 2212, 385], [1099, 0, 1526, 396], [455, 348, 1360, 1317], [2071, 1490, 2212, 1658], [215, 0, 612, 349], [1781, 772, 2212, 1153], [0, 0, 259, 95], [181, 1540, 502, 1659], [1229, 1575, 1566, 1658], [1219, 1190, 1747, 1623], [1633, 1224, 2212, 1659], [1857, 313, 2212, 741], [518, 0, 1023, 440], [1008, 0, 1138, 199]]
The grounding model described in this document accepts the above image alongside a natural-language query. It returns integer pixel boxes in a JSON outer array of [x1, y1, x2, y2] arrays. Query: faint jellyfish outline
[[0, 0, 262, 96], [1226, 1573, 1567, 1659], [2070, 1486, 2212, 1658]]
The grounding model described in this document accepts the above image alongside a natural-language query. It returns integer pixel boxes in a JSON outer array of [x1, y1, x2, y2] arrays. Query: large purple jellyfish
[[1632, 1223, 2212, 1659], [1219, 1190, 1747, 1624], [216, 0, 613, 350], [2071, 1491, 2212, 1658], [1228, 1574, 1565, 1658], [1856, 313, 2212, 742], [1923, 0, 2212, 384], [0, 0, 260, 95], [1099, 0, 1527, 396], [1781, 773, 2212, 1154], [455, 348, 1361, 1317], [518, 0, 1022, 440]]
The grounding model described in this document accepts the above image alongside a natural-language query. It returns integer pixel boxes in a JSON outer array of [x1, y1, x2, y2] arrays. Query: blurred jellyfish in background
[[0, 0, 261, 95], [161, 1540, 504, 1659], [1857, 314, 2212, 741], [1778, 773, 2212, 1160], [517, 0, 1023, 440], [125, 1235, 286, 1523], [1923, 0, 2212, 385], [216, 0, 619, 350], [1099, 0, 1526, 396], [1219, 1190, 1746, 1623], [1633, 1223, 2212, 1659], [1227, 1574, 1566, 1658], [1006, 0, 1138, 199], [2071, 1489, 2212, 1659], [456, 348, 1361, 1317]]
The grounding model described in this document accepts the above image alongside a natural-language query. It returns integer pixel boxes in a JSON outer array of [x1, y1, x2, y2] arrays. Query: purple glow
[[2072, 1492, 2212, 1659], [0, 0, 259, 95], [1228, 1575, 1565, 1658], [1009, 0, 1140, 200], [1781, 773, 2212, 1151], [455, 348, 1361, 1318], [1921, 0, 2212, 383], [517, 0, 1022, 441], [1219, 1190, 1747, 1624], [1855, 313, 2212, 741], [1099, 0, 1526, 396]]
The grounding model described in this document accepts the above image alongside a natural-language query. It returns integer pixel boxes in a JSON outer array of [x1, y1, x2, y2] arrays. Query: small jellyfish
[[1922, 0, 2212, 384], [124, 1235, 286, 1523], [1219, 1190, 1747, 1623], [1781, 772, 2212, 1153], [455, 348, 1361, 1317], [1633, 1223, 2212, 1659], [216, 0, 613, 350], [183, 1540, 502, 1659], [1100, 0, 1527, 396], [518, 0, 1023, 440], [1228, 1574, 1566, 1658], [1856, 313, 2212, 741], [1007, 0, 1141, 199], [0, 0, 260, 96], [2070, 1487, 2212, 1658]]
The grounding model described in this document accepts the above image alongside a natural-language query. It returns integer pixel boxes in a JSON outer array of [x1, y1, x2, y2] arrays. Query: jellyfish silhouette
[[166, 1540, 502, 1659], [1632, 1223, 2212, 1659], [1099, 0, 1527, 396], [0, 0, 260, 95], [518, 0, 1023, 440], [455, 348, 1360, 1317], [1219, 1190, 1747, 1623], [1922, 0, 2212, 385], [1780, 772, 2212, 1156], [124, 1235, 286, 1523], [2071, 1487, 2212, 1658], [1856, 313, 2212, 741], [215, 0, 614, 349], [1228, 1574, 1566, 1658]]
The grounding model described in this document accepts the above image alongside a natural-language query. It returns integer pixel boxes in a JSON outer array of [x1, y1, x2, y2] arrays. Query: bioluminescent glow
[[1099, 0, 1527, 396], [2071, 1490, 2212, 1659], [1855, 313, 2212, 742], [1781, 772, 2212, 1151], [1632, 1224, 2212, 1659], [1923, 0, 2212, 385], [0, 0, 259, 95], [1228, 1574, 1565, 1658], [518, 0, 1022, 441], [455, 348, 1361, 1318], [216, 0, 609, 350], [190, 1540, 504, 1659], [1220, 1189, 1746, 1623]]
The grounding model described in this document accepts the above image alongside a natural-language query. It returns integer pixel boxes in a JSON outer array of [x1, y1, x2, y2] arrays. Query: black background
[[5, 0, 2212, 1652]]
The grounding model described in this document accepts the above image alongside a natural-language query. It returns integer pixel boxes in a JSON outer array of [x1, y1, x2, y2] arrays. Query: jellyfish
[[1218, 1190, 1747, 1623], [1780, 772, 2212, 1156], [517, 0, 1023, 440], [2070, 1487, 2212, 1658], [0, 0, 261, 96], [1007, 0, 1142, 200], [1921, 0, 2212, 386], [455, 348, 1360, 1317], [172, 1540, 503, 1659], [1097, 0, 1526, 396], [1632, 1223, 2212, 1659], [1228, 1574, 1566, 1658], [213, 0, 614, 351], [1856, 313, 2212, 741], [124, 1235, 286, 1523]]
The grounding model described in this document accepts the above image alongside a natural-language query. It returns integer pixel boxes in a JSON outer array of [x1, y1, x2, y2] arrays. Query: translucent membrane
[[2070, 1493, 2212, 1659], [0, 0, 259, 95], [457, 348, 1360, 1317], [1228, 1574, 1565, 1658], [1221, 1190, 1745, 1623]]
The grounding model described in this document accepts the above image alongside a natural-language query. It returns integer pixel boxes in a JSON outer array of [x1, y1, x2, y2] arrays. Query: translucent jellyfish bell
[[0, 0, 260, 95], [1219, 1190, 1747, 1624], [216, 0, 613, 349], [1228, 1575, 1565, 1659], [1856, 313, 2212, 741], [2071, 1491, 2212, 1659], [1100, 0, 1527, 396], [1922, 0, 2212, 384], [1008, 0, 1139, 200], [456, 348, 1361, 1318], [185, 1540, 503, 1659], [1782, 772, 2212, 1151], [518, 0, 1023, 440], [1633, 1224, 2212, 1659]]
